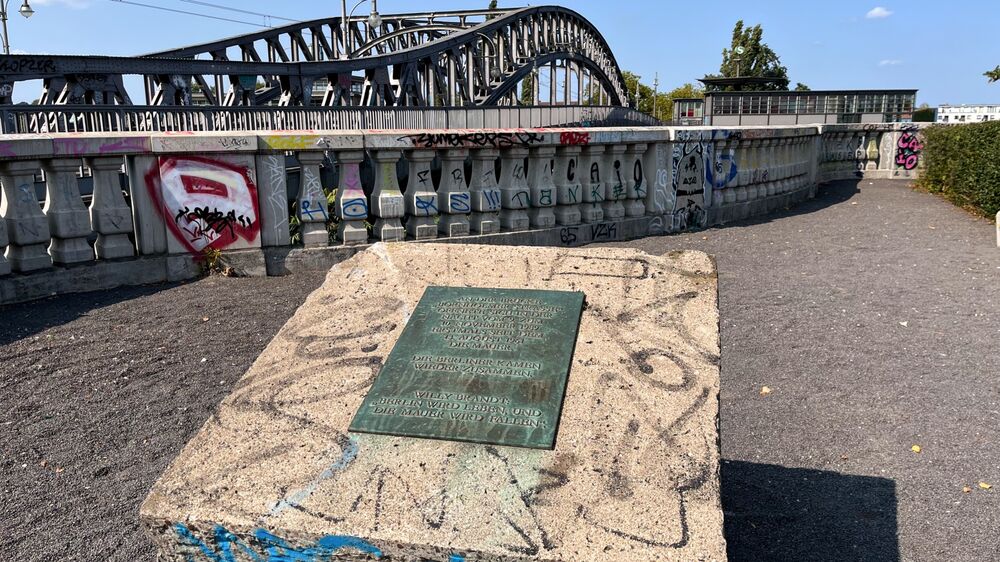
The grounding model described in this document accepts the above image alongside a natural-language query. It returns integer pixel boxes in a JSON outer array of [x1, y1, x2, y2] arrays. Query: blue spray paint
[[173, 523, 382, 562], [449, 554, 467, 562]]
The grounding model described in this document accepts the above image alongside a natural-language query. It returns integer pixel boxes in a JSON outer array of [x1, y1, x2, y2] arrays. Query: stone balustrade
[[0, 123, 925, 304]]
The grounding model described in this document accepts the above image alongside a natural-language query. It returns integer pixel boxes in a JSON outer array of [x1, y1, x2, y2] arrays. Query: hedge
[[916, 121, 1000, 217]]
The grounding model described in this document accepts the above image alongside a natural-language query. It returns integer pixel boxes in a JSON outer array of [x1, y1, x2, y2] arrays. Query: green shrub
[[916, 121, 1000, 217]]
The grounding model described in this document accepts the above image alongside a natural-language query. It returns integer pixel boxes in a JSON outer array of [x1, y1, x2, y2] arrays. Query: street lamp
[[1, 0, 35, 56], [474, 32, 501, 81], [342, 0, 381, 58]]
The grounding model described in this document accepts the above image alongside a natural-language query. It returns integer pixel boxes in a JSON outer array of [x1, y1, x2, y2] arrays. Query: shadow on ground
[[0, 283, 178, 347], [722, 460, 899, 562]]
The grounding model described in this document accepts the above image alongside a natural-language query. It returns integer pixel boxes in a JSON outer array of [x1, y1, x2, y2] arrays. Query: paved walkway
[[1, 180, 997, 561]]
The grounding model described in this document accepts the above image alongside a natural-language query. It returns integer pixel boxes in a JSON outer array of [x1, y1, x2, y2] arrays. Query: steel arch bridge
[[0, 5, 630, 109]]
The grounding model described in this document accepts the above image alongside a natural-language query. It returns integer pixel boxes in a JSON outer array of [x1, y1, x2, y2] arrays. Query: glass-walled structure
[[677, 90, 917, 126]]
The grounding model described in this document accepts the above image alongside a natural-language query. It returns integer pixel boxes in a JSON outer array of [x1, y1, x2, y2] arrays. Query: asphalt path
[[1, 179, 997, 561]]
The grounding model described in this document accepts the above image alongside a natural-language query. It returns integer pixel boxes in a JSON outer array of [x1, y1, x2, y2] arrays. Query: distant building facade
[[935, 104, 1000, 124], [674, 89, 917, 126]]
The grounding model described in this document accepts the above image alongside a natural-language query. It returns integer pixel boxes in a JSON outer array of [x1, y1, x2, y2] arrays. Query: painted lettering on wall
[[145, 156, 260, 254], [559, 131, 590, 145], [399, 132, 545, 149], [895, 132, 922, 171]]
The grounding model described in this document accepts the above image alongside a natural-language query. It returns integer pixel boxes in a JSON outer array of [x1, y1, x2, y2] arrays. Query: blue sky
[[9, 0, 999, 106]]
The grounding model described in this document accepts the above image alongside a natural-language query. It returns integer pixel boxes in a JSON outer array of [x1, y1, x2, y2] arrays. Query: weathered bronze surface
[[349, 286, 584, 449]]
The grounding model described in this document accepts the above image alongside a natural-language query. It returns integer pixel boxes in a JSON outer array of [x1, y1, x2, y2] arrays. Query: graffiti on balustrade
[[559, 131, 590, 145], [672, 142, 707, 231], [338, 163, 368, 220], [895, 131, 923, 170], [399, 131, 545, 149], [174, 523, 383, 561], [53, 136, 149, 157], [145, 156, 260, 254]]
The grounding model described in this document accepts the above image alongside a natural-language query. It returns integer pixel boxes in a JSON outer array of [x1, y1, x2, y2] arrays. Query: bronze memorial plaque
[[349, 286, 585, 449]]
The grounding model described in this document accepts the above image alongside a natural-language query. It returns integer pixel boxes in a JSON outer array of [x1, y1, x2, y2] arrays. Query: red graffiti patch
[[145, 156, 260, 254]]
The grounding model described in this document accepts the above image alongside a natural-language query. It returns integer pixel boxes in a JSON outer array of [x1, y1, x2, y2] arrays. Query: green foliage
[[794, 82, 810, 91], [916, 122, 1000, 217], [986, 66, 1000, 82], [912, 104, 935, 122], [705, 20, 790, 91], [519, 73, 534, 105]]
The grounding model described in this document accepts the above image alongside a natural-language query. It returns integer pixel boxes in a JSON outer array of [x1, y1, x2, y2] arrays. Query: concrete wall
[[0, 123, 926, 305]]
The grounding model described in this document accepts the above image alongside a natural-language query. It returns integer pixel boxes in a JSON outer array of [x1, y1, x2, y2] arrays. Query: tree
[[986, 65, 1000, 82], [912, 103, 935, 122], [794, 82, 810, 91], [704, 20, 790, 91], [519, 73, 534, 105]]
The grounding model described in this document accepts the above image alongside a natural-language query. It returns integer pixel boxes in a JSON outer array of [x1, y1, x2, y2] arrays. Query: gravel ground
[[605, 179, 1000, 562], [1, 179, 998, 561]]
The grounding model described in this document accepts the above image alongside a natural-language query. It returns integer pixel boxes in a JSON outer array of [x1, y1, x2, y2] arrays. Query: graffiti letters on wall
[[145, 156, 260, 254], [895, 131, 922, 171], [672, 142, 707, 231]]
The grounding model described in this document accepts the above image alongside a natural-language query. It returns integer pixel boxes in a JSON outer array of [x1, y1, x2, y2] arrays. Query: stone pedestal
[[499, 148, 530, 231], [296, 151, 330, 248], [468, 149, 501, 234], [403, 150, 439, 240], [370, 151, 406, 242], [526, 147, 556, 228], [87, 157, 135, 260], [333, 151, 369, 245], [1, 160, 52, 272], [579, 145, 605, 224], [43, 158, 94, 265], [436, 149, 471, 237], [553, 146, 582, 226], [601, 145, 627, 220], [623, 144, 647, 218], [141, 243, 726, 562]]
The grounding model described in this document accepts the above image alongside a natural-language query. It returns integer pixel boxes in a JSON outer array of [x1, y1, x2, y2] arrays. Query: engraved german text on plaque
[[349, 286, 584, 449]]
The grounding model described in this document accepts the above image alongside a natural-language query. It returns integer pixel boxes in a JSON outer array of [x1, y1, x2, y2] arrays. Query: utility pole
[[341, 0, 348, 58], [653, 72, 659, 120]]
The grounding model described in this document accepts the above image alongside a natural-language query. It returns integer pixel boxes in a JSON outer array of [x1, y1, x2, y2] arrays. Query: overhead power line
[[177, 0, 298, 24], [107, 0, 268, 27]]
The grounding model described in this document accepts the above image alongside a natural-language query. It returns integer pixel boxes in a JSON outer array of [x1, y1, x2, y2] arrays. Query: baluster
[[601, 145, 626, 220], [554, 146, 582, 225], [333, 150, 369, 245], [255, 153, 291, 248], [865, 133, 880, 172], [0, 161, 51, 271], [296, 151, 330, 247], [498, 147, 530, 231], [86, 156, 134, 259], [642, 142, 671, 216], [437, 149, 471, 237], [578, 145, 605, 223], [623, 144, 646, 217], [468, 148, 501, 234], [369, 150, 405, 242], [761, 139, 776, 196], [42, 158, 93, 265], [527, 146, 556, 228], [403, 149, 439, 240]]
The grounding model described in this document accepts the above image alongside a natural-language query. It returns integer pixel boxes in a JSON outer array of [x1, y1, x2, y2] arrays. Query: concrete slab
[[141, 243, 725, 562]]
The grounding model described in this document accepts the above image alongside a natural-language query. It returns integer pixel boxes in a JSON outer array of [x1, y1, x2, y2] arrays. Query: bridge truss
[[0, 5, 630, 110]]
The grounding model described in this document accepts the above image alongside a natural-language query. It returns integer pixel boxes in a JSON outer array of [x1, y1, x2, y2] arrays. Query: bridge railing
[[0, 123, 924, 304], [0, 105, 659, 135]]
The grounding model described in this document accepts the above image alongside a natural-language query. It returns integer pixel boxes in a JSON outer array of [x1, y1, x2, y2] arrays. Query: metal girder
[[0, 5, 629, 109]]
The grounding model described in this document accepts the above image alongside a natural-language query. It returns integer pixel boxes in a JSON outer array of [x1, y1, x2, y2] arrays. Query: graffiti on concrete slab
[[559, 131, 590, 145], [174, 523, 383, 561], [398, 131, 545, 149], [145, 156, 260, 254], [895, 132, 922, 170], [672, 142, 707, 231]]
